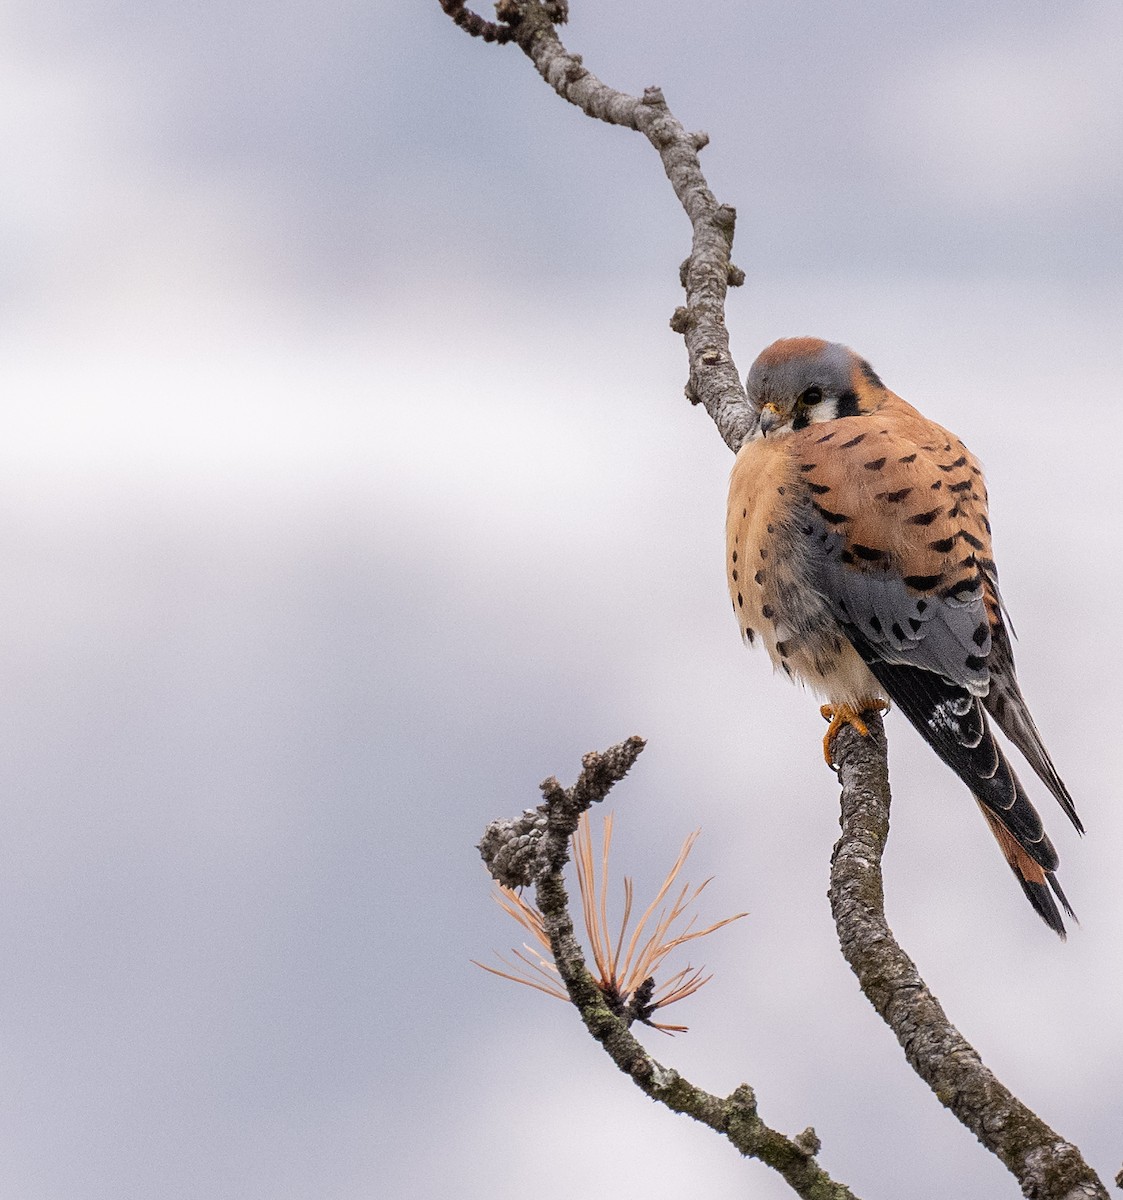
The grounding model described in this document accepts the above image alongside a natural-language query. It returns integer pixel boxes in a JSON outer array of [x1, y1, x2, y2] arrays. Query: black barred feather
[[849, 638, 1073, 934], [979, 806, 1076, 938], [1048, 873, 1077, 919], [984, 623, 1083, 834], [1013, 871, 1068, 938]]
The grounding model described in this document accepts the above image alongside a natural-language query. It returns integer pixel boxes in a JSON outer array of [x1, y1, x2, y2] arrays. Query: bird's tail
[[858, 655, 1075, 936], [975, 799, 1075, 938]]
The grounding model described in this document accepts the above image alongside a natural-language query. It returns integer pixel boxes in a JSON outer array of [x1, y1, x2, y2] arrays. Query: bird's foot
[[820, 700, 888, 768]]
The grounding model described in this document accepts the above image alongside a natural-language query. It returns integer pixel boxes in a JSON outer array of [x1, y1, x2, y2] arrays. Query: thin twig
[[437, 0, 515, 43], [478, 740, 861, 1200], [442, 0, 753, 451]]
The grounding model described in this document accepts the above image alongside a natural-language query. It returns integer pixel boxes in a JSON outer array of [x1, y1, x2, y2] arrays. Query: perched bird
[[726, 337, 1081, 936]]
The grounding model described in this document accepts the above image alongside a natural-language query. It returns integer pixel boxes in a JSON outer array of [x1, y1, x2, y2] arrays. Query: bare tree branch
[[829, 715, 1108, 1200], [437, 0, 514, 43], [479, 739, 861, 1200], [448, 2, 1109, 1195], [446, 0, 753, 451]]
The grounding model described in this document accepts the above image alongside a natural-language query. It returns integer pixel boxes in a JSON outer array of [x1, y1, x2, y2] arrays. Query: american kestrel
[[726, 337, 1081, 935]]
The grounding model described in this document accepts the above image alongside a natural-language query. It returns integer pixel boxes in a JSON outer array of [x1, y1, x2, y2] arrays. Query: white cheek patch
[[805, 397, 841, 424]]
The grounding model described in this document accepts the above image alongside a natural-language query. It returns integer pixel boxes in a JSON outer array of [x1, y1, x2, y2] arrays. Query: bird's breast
[[726, 437, 881, 705]]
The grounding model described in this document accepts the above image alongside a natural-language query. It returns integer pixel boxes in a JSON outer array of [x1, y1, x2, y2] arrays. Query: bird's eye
[[801, 387, 823, 405]]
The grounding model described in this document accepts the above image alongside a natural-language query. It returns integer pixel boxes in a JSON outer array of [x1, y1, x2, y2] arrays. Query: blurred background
[[1, 1, 1120, 1196]]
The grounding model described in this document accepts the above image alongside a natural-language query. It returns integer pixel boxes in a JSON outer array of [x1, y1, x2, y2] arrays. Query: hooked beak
[[759, 402, 782, 436]]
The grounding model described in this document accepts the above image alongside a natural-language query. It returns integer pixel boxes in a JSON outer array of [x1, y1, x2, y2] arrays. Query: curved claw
[[820, 701, 887, 768]]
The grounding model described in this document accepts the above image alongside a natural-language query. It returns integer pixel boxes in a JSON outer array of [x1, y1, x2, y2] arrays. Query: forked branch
[[448, 2, 1108, 1195], [478, 739, 860, 1200]]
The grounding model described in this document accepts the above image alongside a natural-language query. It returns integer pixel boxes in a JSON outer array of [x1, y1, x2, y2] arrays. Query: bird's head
[[747, 337, 886, 437]]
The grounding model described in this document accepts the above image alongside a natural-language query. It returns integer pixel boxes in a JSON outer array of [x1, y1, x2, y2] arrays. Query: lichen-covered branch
[[443, 0, 752, 451], [447, 2, 1108, 1194], [479, 739, 860, 1200], [437, 0, 514, 42], [828, 715, 1108, 1200]]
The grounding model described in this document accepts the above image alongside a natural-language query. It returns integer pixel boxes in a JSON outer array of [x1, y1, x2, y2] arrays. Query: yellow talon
[[820, 701, 888, 768]]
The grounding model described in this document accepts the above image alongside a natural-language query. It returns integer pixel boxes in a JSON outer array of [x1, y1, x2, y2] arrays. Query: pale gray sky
[[0, 2, 1120, 1198]]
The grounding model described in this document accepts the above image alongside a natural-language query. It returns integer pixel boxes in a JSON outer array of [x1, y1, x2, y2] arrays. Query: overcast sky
[[1, 2, 1121, 1198]]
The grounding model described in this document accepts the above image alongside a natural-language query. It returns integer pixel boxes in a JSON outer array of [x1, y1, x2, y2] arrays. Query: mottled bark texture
[[455, 0, 753, 452], [448, 2, 1110, 1196], [829, 715, 1107, 1200], [478, 740, 860, 1200], [437, 0, 514, 43]]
